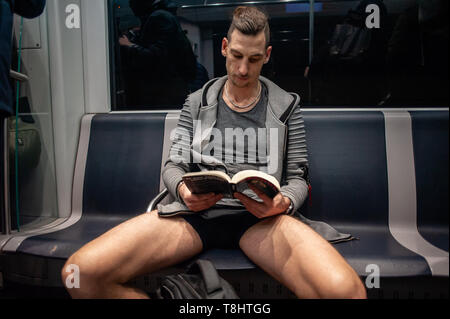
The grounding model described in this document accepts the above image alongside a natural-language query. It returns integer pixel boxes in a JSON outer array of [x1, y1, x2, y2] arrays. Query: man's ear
[[264, 46, 273, 64], [221, 37, 228, 57]]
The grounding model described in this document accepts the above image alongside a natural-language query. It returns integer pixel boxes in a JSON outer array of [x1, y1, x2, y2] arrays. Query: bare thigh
[[69, 210, 203, 284], [239, 215, 362, 298]]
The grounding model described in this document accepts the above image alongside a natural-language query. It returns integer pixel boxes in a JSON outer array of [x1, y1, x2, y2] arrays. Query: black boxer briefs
[[181, 211, 262, 250]]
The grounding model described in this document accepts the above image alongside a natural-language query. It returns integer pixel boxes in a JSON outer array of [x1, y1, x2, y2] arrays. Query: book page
[[183, 170, 231, 182], [231, 170, 280, 190], [232, 170, 281, 199], [182, 171, 233, 197]]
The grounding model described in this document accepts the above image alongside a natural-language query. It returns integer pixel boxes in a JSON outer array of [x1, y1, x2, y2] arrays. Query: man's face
[[222, 29, 272, 88]]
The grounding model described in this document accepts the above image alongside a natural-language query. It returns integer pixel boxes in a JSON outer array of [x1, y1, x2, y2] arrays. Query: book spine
[[230, 184, 236, 198]]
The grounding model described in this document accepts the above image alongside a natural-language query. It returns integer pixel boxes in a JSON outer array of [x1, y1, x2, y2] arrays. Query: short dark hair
[[129, 0, 154, 16], [227, 6, 270, 48]]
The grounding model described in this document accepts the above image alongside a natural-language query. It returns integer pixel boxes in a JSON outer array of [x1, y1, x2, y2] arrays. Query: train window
[[108, 0, 448, 110], [309, 0, 448, 107], [109, 0, 208, 110]]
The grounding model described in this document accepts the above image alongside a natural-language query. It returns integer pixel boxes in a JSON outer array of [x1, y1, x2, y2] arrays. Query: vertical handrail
[[2, 117, 9, 235], [14, 17, 24, 232], [306, 0, 315, 103], [309, 0, 314, 65]]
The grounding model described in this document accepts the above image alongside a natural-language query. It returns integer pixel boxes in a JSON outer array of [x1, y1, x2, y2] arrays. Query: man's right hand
[[178, 182, 223, 212], [119, 35, 133, 47]]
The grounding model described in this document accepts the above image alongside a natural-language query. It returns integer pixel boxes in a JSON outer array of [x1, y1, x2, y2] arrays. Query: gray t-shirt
[[214, 83, 268, 175], [207, 82, 269, 209]]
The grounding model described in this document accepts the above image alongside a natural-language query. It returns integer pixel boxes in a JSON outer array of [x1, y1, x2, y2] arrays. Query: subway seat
[[0, 110, 448, 290]]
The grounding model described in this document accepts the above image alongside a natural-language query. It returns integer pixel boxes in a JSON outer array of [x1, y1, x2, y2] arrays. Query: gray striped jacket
[[159, 75, 309, 216]]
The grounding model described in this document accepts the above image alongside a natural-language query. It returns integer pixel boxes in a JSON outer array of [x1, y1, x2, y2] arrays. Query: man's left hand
[[234, 184, 291, 219]]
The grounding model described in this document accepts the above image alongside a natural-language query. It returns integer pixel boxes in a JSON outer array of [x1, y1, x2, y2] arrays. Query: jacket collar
[[200, 75, 296, 120]]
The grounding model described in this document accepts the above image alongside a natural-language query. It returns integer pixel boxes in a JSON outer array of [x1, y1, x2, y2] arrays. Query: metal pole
[[309, 0, 314, 65], [181, 0, 311, 9], [307, 0, 315, 103]]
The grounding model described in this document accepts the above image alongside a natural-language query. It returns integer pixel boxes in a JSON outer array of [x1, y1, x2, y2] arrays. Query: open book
[[182, 170, 281, 199]]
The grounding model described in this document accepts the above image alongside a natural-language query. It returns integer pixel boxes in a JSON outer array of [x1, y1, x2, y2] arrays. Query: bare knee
[[321, 270, 367, 299], [61, 250, 109, 299]]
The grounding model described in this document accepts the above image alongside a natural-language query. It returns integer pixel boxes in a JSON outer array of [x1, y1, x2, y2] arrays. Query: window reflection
[[110, 0, 448, 109]]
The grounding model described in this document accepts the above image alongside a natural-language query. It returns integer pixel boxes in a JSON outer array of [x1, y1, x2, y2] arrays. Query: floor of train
[[0, 275, 448, 299]]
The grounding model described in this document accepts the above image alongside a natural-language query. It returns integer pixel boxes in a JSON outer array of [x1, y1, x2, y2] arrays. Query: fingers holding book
[[234, 184, 291, 219], [178, 182, 223, 212], [247, 182, 272, 205]]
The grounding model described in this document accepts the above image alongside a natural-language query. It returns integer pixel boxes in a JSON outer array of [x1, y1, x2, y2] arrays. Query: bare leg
[[239, 215, 367, 299], [61, 210, 203, 299]]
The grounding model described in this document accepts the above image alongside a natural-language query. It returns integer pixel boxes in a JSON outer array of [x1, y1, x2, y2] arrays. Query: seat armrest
[[147, 188, 169, 212]]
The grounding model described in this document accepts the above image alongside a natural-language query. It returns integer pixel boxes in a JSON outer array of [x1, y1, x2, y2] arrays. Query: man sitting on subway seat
[[62, 6, 367, 299]]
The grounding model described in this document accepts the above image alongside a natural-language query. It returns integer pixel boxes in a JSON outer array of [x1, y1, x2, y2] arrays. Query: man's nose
[[238, 60, 249, 76]]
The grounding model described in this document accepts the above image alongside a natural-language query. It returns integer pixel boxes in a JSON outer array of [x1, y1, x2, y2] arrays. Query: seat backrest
[[410, 111, 449, 228], [300, 111, 389, 226], [82, 113, 166, 216], [80, 110, 448, 232]]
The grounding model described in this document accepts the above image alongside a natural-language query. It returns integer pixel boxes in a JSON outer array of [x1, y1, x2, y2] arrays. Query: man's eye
[[233, 54, 242, 59]]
